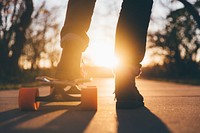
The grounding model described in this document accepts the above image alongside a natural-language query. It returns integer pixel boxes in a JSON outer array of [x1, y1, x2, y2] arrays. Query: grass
[[0, 82, 40, 90], [165, 79, 200, 86], [141, 77, 200, 86]]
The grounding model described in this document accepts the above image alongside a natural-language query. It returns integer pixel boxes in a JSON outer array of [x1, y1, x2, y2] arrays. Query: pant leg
[[115, 0, 153, 71], [114, 0, 153, 109], [61, 0, 96, 51], [55, 0, 96, 80]]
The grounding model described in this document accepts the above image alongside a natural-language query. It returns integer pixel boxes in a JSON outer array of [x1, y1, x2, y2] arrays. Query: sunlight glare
[[84, 44, 119, 68]]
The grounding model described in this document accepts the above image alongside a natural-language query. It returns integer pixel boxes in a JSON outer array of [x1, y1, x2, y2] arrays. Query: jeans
[[61, 0, 153, 70]]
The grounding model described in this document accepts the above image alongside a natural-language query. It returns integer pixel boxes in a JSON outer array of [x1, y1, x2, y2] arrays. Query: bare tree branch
[[177, 0, 200, 27]]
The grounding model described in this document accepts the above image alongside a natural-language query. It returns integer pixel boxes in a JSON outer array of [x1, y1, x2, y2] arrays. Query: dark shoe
[[55, 40, 83, 81], [115, 65, 144, 109], [115, 87, 144, 109]]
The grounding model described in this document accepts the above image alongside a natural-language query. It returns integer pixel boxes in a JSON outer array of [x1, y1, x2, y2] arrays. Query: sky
[[33, 0, 198, 68]]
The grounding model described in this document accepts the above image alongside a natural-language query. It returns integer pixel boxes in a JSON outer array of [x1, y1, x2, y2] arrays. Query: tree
[[0, 1, 61, 83], [177, 0, 200, 27], [21, 2, 60, 70], [149, 0, 200, 77], [0, 0, 33, 78]]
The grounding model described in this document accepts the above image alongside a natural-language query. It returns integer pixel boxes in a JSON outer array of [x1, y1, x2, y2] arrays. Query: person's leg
[[56, 0, 96, 80], [115, 0, 153, 109]]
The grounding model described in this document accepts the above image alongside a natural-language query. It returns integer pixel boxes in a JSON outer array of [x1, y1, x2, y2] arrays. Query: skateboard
[[18, 76, 97, 111]]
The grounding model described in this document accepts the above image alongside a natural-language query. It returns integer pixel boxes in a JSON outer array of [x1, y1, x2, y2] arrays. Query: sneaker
[[55, 40, 83, 81], [114, 65, 144, 109], [115, 87, 144, 109]]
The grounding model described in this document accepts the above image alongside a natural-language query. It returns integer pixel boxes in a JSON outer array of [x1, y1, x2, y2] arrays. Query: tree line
[[0, 0, 60, 83], [145, 0, 200, 79]]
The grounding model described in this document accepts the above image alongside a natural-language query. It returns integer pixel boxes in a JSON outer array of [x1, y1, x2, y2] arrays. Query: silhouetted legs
[[56, 0, 153, 109], [55, 0, 96, 80]]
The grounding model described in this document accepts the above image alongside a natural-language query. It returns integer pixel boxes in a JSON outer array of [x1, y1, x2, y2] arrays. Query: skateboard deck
[[35, 76, 92, 86], [18, 76, 97, 111]]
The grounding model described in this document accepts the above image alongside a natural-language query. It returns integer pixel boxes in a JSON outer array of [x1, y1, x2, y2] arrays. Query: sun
[[83, 41, 153, 68], [84, 44, 155, 68], [84, 44, 119, 68], [92, 53, 119, 68]]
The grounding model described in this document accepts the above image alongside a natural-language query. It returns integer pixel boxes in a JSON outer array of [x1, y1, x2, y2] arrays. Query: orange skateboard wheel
[[18, 88, 40, 111], [81, 86, 97, 111]]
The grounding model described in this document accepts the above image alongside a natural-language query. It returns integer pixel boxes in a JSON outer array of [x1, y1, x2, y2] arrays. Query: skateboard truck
[[18, 76, 97, 111]]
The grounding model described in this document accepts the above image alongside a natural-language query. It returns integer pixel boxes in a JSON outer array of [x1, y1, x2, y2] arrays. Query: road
[[0, 78, 200, 133]]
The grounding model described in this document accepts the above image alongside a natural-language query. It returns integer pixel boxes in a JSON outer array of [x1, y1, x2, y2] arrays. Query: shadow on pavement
[[1, 105, 171, 133], [116, 106, 171, 133], [0, 103, 96, 133]]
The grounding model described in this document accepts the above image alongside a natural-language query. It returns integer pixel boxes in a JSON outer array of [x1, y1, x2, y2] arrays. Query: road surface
[[0, 78, 200, 133]]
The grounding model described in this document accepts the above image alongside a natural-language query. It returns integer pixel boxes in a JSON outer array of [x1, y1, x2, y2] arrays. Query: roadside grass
[[164, 79, 200, 86], [141, 77, 200, 86], [0, 82, 40, 90]]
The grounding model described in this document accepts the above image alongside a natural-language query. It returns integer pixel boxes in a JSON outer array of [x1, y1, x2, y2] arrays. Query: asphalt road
[[0, 78, 200, 133]]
